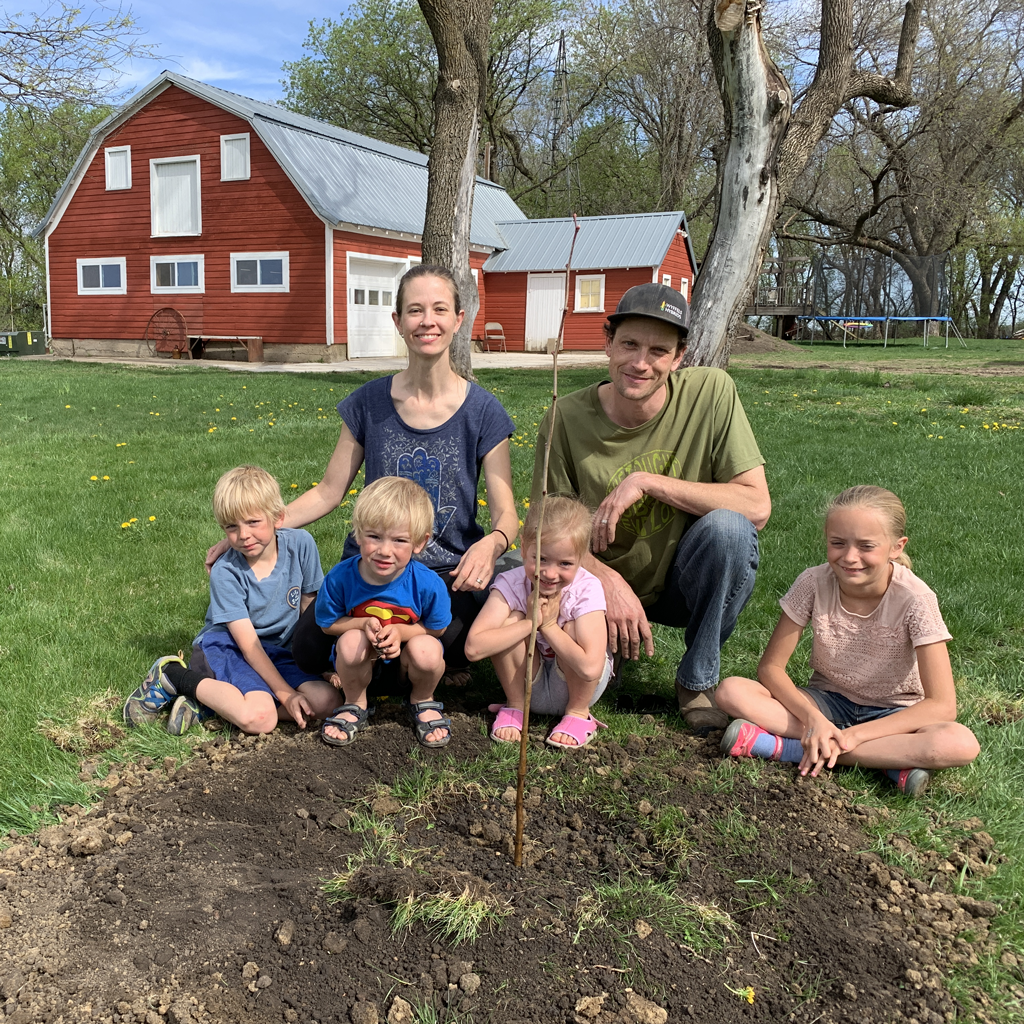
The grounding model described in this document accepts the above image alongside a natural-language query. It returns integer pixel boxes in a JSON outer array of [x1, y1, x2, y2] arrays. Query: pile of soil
[[730, 325, 803, 355], [0, 705, 1008, 1024]]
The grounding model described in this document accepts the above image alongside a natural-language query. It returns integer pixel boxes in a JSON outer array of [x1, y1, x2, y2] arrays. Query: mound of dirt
[[0, 705, 1007, 1024], [731, 324, 803, 354]]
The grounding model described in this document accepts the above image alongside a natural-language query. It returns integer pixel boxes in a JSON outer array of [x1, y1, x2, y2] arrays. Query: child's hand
[[798, 716, 848, 777], [373, 623, 401, 660], [283, 690, 314, 729], [528, 589, 561, 630]]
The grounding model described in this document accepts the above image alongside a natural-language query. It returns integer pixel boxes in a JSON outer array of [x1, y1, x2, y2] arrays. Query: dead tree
[[417, 0, 493, 378], [684, 0, 920, 367]]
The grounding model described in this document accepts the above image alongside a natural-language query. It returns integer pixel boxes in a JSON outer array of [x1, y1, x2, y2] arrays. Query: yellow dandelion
[[208, 427, 216, 433], [892, 422, 898, 426], [102, 475, 110, 481], [231, 417, 236, 421], [478, 499, 487, 506], [129, 517, 137, 523], [149, 516, 156, 521], [90, 475, 98, 481], [836, 401, 841, 405], [65, 404, 71, 408], [121, 522, 129, 529], [291, 483, 298, 489], [312, 481, 319, 486], [349, 489, 358, 495]]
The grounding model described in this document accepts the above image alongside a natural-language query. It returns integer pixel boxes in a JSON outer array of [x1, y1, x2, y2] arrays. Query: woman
[[207, 264, 517, 694]]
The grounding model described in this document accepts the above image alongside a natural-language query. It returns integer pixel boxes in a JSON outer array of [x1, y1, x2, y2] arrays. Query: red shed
[[481, 213, 697, 351], [37, 72, 523, 361]]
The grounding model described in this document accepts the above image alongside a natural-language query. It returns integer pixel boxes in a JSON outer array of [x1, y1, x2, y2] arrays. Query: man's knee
[[687, 509, 759, 561]]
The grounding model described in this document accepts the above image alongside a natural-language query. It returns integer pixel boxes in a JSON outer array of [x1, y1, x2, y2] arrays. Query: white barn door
[[525, 273, 566, 352], [348, 257, 404, 357]]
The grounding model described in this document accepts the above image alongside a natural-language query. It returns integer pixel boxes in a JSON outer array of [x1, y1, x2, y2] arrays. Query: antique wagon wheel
[[143, 307, 189, 357]]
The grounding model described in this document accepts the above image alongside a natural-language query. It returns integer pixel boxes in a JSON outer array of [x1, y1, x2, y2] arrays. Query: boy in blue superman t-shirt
[[316, 477, 452, 749]]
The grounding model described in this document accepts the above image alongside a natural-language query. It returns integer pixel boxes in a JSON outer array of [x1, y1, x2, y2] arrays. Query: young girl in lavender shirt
[[465, 496, 613, 750], [716, 486, 979, 797]]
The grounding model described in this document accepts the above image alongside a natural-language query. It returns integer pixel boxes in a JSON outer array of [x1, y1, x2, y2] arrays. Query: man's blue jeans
[[645, 509, 759, 692]]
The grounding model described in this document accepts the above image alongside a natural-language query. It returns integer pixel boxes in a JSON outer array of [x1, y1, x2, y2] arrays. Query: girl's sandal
[[408, 699, 452, 748], [320, 704, 374, 747], [488, 703, 524, 744], [545, 713, 607, 750]]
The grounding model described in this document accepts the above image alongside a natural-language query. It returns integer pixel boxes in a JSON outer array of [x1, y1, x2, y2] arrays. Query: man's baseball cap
[[607, 282, 690, 337]]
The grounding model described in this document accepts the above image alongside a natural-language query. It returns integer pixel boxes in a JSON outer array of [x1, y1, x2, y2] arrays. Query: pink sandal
[[545, 713, 607, 750], [488, 704, 523, 744]]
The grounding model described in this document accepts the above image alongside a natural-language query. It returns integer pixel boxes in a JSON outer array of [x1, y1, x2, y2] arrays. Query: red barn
[[481, 213, 697, 351], [38, 72, 523, 361], [38, 73, 698, 361]]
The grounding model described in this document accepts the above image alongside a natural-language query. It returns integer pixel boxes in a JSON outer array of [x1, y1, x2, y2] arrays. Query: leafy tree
[[0, 103, 109, 329], [1, 1, 152, 107]]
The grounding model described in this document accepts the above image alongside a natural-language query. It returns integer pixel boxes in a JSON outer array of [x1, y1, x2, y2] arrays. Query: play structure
[[745, 250, 967, 347]]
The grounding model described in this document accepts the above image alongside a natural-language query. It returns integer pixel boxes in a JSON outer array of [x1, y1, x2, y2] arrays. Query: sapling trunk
[[514, 216, 580, 868]]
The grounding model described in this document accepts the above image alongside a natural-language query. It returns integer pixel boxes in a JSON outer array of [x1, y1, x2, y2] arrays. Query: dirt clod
[[275, 919, 295, 945], [350, 1001, 379, 1024], [386, 997, 414, 1024], [624, 991, 668, 1024]]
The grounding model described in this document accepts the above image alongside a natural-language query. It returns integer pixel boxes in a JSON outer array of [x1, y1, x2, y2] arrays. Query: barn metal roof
[[36, 72, 523, 246], [482, 212, 690, 273]]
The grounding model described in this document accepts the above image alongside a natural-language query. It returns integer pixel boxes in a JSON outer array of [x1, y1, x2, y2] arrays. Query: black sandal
[[408, 699, 452, 748], [320, 704, 374, 747]]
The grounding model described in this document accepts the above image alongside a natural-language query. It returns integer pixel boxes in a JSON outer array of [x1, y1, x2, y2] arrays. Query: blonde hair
[[522, 495, 593, 560], [213, 465, 285, 529], [352, 476, 434, 543], [825, 485, 912, 568]]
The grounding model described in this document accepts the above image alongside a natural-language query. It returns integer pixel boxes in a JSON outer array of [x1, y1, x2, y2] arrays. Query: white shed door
[[525, 273, 566, 352], [348, 258, 403, 357]]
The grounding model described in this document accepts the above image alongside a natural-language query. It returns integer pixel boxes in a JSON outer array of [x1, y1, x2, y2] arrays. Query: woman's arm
[[450, 439, 518, 592], [281, 422, 365, 529], [839, 641, 958, 748], [542, 609, 608, 681]]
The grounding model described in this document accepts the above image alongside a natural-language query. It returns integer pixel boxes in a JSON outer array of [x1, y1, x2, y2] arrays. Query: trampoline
[[797, 314, 967, 349]]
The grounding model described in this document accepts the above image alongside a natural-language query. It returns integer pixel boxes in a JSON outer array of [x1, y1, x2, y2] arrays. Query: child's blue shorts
[[191, 631, 322, 702], [804, 687, 904, 730]]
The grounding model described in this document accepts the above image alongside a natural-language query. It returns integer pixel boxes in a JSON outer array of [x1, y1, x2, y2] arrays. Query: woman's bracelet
[[491, 528, 511, 553]]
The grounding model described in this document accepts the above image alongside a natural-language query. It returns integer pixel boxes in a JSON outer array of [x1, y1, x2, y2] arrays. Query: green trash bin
[[1, 330, 46, 354]]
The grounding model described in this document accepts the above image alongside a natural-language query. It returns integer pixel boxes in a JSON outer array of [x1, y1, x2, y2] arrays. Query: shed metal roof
[[483, 212, 688, 273], [36, 72, 523, 246]]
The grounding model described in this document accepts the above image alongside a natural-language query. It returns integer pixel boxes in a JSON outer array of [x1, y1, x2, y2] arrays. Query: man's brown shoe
[[676, 684, 728, 734]]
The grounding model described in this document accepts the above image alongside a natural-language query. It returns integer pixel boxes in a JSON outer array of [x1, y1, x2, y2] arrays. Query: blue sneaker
[[166, 695, 216, 736], [123, 655, 185, 726]]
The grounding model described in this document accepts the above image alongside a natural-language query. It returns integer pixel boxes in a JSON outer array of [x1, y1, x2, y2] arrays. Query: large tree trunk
[[418, 0, 493, 379], [685, 0, 920, 367], [684, 6, 791, 367]]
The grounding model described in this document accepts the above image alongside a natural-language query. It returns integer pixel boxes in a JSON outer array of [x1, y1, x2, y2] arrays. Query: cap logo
[[660, 301, 683, 321]]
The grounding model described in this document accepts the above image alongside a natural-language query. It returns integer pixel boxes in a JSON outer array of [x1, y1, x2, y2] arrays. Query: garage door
[[348, 258, 404, 357]]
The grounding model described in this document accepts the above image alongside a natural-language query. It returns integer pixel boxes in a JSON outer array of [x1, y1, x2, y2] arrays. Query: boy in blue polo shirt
[[316, 476, 452, 749], [124, 465, 337, 735]]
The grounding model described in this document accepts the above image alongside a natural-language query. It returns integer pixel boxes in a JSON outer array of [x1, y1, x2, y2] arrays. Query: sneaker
[[721, 718, 769, 757], [895, 768, 931, 798], [166, 695, 216, 736], [123, 655, 185, 726], [676, 683, 729, 734]]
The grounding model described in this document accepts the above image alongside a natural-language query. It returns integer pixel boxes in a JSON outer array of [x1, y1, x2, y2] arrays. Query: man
[[531, 282, 771, 732]]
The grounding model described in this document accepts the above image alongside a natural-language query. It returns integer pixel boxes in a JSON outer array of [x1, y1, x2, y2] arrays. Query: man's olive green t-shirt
[[531, 368, 764, 606]]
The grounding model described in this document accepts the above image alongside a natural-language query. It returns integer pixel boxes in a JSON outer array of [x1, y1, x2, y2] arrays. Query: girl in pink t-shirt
[[465, 496, 613, 749], [716, 486, 979, 797]]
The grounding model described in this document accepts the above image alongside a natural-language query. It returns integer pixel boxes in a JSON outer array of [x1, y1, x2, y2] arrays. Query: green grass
[[1, 358, 1023, 1014]]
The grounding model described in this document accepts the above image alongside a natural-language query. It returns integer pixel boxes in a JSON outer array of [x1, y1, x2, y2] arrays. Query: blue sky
[[117, 0, 352, 104]]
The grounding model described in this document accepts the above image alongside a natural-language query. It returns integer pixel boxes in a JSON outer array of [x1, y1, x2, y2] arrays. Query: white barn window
[[77, 257, 127, 295], [105, 146, 131, 190], [150, 156, 201, 236], [575, 274, 605, 312], [220, 134, 250, 181], [231, 251, 289, 293], [151, 254, 205, 293]]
